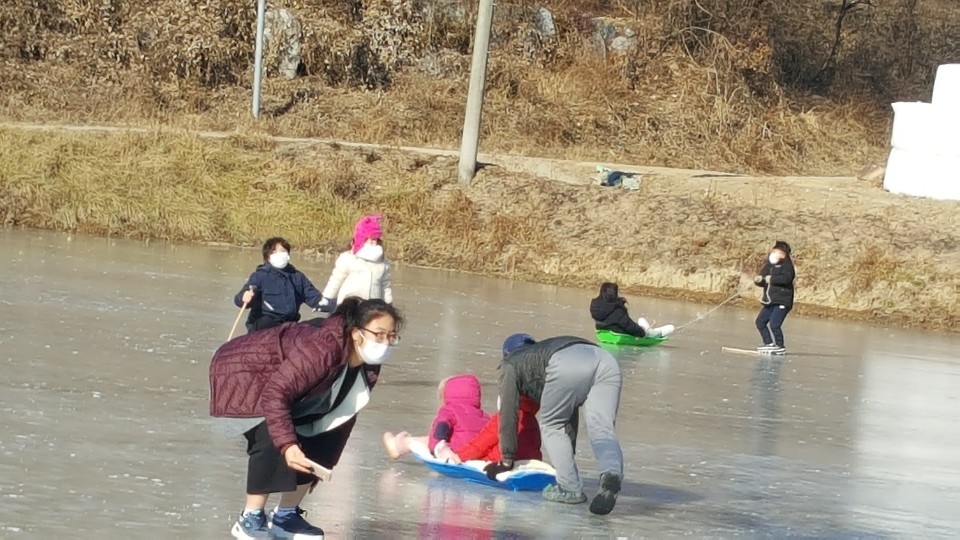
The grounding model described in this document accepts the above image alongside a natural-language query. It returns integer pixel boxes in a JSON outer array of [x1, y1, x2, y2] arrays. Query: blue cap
[[502, 333, 536, 357]]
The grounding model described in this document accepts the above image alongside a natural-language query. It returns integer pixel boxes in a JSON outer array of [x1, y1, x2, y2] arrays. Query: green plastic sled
[[595, 329, 667, 347]]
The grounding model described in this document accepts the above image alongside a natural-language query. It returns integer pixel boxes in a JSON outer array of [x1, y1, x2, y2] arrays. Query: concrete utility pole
[[457, 0, 495, 185], [251, 0, 267, 118]]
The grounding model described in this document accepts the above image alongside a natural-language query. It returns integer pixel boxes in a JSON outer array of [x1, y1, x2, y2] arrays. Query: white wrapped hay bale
[[884, 147, 960, 201], [932, 64, 960, 109], [889, 102, 960, 155], [884, 64, 960, 202]]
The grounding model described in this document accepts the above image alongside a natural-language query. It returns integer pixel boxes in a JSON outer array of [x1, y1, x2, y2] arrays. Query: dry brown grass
[[1, 0, 957, 177], [0, 128, 358, 244], [2, 127, 957, 331]]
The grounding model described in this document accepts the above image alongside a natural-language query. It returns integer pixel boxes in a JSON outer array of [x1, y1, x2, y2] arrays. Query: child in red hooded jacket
[[383, 374, 489, 461], [455, 394, 542, 462]]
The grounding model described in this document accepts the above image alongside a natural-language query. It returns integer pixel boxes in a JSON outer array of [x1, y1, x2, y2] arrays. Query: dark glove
[[315, 297, 335, 313], [483, 460, 514, 481]]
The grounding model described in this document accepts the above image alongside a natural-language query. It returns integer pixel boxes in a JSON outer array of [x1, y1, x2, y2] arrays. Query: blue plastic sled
[[412, 454, 556, 492]]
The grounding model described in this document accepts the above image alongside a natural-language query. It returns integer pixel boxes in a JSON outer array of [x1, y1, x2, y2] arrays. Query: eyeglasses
[[360, 327, 400, 345]]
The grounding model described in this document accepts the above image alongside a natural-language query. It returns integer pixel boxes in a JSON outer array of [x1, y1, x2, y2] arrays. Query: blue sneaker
[[272, 507, 325, 539], [231, 510, 271, 539]]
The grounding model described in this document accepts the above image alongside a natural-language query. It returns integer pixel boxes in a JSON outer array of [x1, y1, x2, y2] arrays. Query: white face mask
[[269, 251, 290, 269], [768, 253, 780, 265], [357, 334, 391, 365], [356, 243, 384, 262]]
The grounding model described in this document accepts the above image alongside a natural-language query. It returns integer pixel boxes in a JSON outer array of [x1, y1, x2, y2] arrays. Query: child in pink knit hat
[[352, 215, 383, 253], [320, 214, 394, 308]]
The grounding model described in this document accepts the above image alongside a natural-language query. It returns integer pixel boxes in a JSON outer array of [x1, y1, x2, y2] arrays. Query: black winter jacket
[[497, 336, 593, 462], [589, 296, 647, 337], [757, 257, 796, 307]]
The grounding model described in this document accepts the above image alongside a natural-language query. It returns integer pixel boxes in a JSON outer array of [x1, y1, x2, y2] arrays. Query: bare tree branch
[[814, 0, 875, 84]]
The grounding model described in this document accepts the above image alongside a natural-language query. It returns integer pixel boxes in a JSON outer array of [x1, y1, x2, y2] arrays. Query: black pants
[[243, 419, 356, 494], [246, 314, 297, 333], [755, 304, 791, 347]]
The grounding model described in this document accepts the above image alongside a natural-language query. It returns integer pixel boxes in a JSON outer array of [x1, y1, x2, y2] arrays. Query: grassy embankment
[[2, 127, 957, 331], [2, 0, 958, 177]]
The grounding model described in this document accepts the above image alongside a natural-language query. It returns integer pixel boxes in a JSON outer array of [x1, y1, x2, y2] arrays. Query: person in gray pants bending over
[[483, 333, 624, 515]]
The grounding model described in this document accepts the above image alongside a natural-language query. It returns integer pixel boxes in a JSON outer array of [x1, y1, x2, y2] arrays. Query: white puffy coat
[[321, 251, 393, 305]]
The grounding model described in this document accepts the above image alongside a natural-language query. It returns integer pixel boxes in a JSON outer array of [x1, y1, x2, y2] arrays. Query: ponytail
[[334, 296, 404, 333], [333, 297, 364, 323]]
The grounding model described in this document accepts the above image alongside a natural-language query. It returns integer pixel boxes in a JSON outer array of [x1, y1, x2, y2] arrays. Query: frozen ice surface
[[1, 230, 959, 538]]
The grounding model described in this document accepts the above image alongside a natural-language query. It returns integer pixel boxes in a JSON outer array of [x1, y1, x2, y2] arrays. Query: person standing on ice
[[209, 297, 403, 539], [754, 240, 796, 354], [485, 333, 624, 515], [319, 214, 393, 308], [234, 237, 326, 333], [589, 282, 675, 338]]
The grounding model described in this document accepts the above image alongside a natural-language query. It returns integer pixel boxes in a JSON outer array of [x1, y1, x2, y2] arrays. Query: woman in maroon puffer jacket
[[210, 297, 403, 540]]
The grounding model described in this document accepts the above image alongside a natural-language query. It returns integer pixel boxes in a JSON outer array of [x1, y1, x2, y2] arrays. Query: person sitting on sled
[[382, 374, 489, 462], [589, 282, 675, 338], [383, 389, 542, 464]]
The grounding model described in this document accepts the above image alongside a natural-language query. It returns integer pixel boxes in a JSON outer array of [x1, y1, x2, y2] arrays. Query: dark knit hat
[[773, 240, 792, 256]]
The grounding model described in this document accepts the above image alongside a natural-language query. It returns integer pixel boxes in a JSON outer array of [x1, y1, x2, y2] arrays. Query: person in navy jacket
[[234, 237, 325, 333]]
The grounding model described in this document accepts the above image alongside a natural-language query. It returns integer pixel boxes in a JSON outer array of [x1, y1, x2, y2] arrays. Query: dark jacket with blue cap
[[497, 336, 593, 463]]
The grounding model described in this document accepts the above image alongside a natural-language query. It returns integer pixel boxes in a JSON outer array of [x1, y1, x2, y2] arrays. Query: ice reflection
[[2, 229, 960, 537]]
